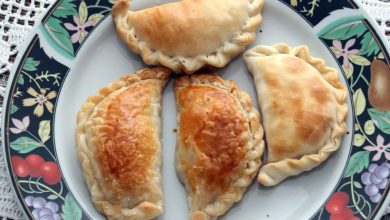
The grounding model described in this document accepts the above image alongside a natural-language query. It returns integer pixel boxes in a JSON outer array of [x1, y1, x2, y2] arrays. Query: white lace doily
[[360, 0, 390, 42], [0, 0, 389, 219], [0, 1, 54, 219]]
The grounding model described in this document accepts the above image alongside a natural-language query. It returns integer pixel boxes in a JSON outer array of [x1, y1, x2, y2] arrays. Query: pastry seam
[[112, 0, 264, 73]]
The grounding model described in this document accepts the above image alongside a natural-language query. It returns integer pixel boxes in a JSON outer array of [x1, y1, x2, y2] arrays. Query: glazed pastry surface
[[174, 74, 264, 219], [76, 68, 170, 219]]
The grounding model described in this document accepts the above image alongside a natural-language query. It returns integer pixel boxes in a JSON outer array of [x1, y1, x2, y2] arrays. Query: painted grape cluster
[[310, 3, 390, 219], [6, 28, 89, 217], [25, 196, 61, 220], [361, 162, 390, 203]]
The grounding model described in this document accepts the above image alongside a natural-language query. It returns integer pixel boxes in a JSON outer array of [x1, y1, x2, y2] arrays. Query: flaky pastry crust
[[76, 68, 170, 219], [174, 74, 264, 219], [112, 0, 264, 74], [244, 43, 348, 186]]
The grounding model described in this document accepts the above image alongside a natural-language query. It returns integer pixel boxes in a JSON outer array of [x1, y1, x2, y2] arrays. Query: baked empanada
[[112, 0, 264, 74], [243, 43, 348, 186], [76, 68, 170, 219], [174, 74, 264, 219]]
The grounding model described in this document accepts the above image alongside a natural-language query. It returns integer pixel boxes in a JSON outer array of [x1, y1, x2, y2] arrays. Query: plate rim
[[351, 2, 390, 219], [1, 1, 58, 218]]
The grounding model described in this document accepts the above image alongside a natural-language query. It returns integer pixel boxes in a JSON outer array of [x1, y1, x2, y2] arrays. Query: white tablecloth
[[0, 0, 389, 219]]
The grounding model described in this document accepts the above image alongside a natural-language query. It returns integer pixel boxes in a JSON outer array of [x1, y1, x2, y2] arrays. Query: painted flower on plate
[[364, 135, 390, 161], [64, 15, 94, 43], [10, 116, 30, 134], [331, 39, 360, 67], [22, 87, 57, 117]]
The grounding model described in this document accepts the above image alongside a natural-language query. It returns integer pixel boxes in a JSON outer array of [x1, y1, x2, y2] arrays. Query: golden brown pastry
[[174, 74, 264, 220], [76, 68, 170, 220], [243, 43, 348, 186], [112, 0, 264, 74]]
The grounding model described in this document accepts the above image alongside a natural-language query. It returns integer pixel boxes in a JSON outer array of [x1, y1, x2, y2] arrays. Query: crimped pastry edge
[[243, 43, 349, 186], [112, 0, 264, 74], [174, 74, 265, 220], [75, 67, 170, 219]]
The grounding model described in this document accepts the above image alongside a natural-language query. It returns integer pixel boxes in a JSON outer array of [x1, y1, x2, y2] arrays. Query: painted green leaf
[[320, 21, 366, 40], [17, 75, 24, 85], [360, 32, 380, 56], [10, 137, 42, 153], [378, 52, 384, 59], [353, 134, 365, 147], [79, 1, 88, 24], [364, 120, 375, 135], [23, 58, 40, 71], [10, 105, 19, 114], [368, 108, 390, 134], [45, 17, 75, 57], [348, 54, 371, 66], [79, 31, 86, 43], [53, 0, 77, 18], [38, 120, 51, 143], [353, 88, 366, 116], [47, 194, 59, 200], [344, 151, 370, 177], [354, 181, 363, 189], [13, 89, 23, 98], [342, 62, 354, 79], [53, 8, 76, 18], [62, 194, 82, 220], [88, 13, 104, 25], [330, 46, 340, 56]]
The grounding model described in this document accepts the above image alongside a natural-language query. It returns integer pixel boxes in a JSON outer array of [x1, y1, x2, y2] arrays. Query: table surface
[[0, 0, 389, 219]]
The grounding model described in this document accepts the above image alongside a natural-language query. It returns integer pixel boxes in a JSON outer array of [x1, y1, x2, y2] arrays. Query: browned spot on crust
[[287, 159, 300, 169], [295, 111, 329, 146], [271, 143, 295, 161], [272, 101, 280, 110], [309, 76, 331, 103], [284, 55, 309, 74], [96, 82, 157, 190], [178, 85, 247, 192], [265, 77, 280, 88]]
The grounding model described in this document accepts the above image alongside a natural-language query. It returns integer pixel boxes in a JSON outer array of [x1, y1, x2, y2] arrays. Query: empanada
[[112, 0, 264, 74], [76, 68, 170, 219], [243, 43, 348, 186], [174, 74, 264, 219]]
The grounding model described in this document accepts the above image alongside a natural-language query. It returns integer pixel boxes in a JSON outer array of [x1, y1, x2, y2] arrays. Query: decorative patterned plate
[[2, 0, 390, 219]]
